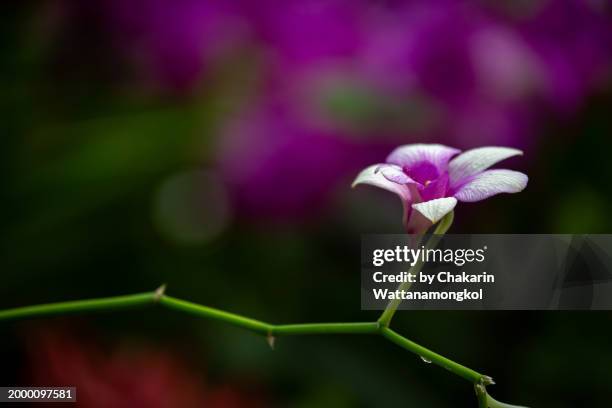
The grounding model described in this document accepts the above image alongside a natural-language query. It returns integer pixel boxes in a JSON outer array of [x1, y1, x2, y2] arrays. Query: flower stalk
[[377, 210, 454, 328]]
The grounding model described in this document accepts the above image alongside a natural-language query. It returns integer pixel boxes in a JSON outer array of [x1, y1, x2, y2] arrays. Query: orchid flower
[[353, 144, 527, 233]]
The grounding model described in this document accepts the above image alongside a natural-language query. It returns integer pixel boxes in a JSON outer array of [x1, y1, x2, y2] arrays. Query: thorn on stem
[[267, 333, 276, 350], [481, 375, 495, 386], [154, 284, 167, 302]]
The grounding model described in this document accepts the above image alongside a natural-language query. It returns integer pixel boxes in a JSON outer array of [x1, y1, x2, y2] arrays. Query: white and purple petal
[[449, 146, 523, 186], [377, 164, 417, 185], [453, 169, 527, 202], [386, 144, 461, 172], [352, 164, 413, 202]]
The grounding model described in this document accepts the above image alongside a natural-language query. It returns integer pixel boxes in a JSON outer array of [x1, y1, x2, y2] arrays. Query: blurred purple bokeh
[[65, 0, 612, 220]]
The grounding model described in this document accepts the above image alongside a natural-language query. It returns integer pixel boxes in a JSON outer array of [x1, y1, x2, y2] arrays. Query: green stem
[[0, 292, 155, 320], [377, 211, 455, 328], [273, 322, 379, 335], [486, 394, 529, 408], [476, 384, 488, 408], [381, 327, 482, 383], [0, 286, 484, 385], [160, 295, 272, 334], [376, 257, 423, 327]]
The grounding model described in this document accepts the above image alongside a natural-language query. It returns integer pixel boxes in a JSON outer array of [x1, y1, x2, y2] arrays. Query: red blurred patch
[[24, 327, 267, 408]]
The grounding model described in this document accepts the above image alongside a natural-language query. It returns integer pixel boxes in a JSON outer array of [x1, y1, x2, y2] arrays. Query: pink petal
[[449, 146, 523, 187], [387, 144, 461, 173], [453, 169, 527, 202]]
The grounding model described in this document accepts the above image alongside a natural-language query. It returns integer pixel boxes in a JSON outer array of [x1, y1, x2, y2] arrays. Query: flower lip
[[404, 161, 440, 185]]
